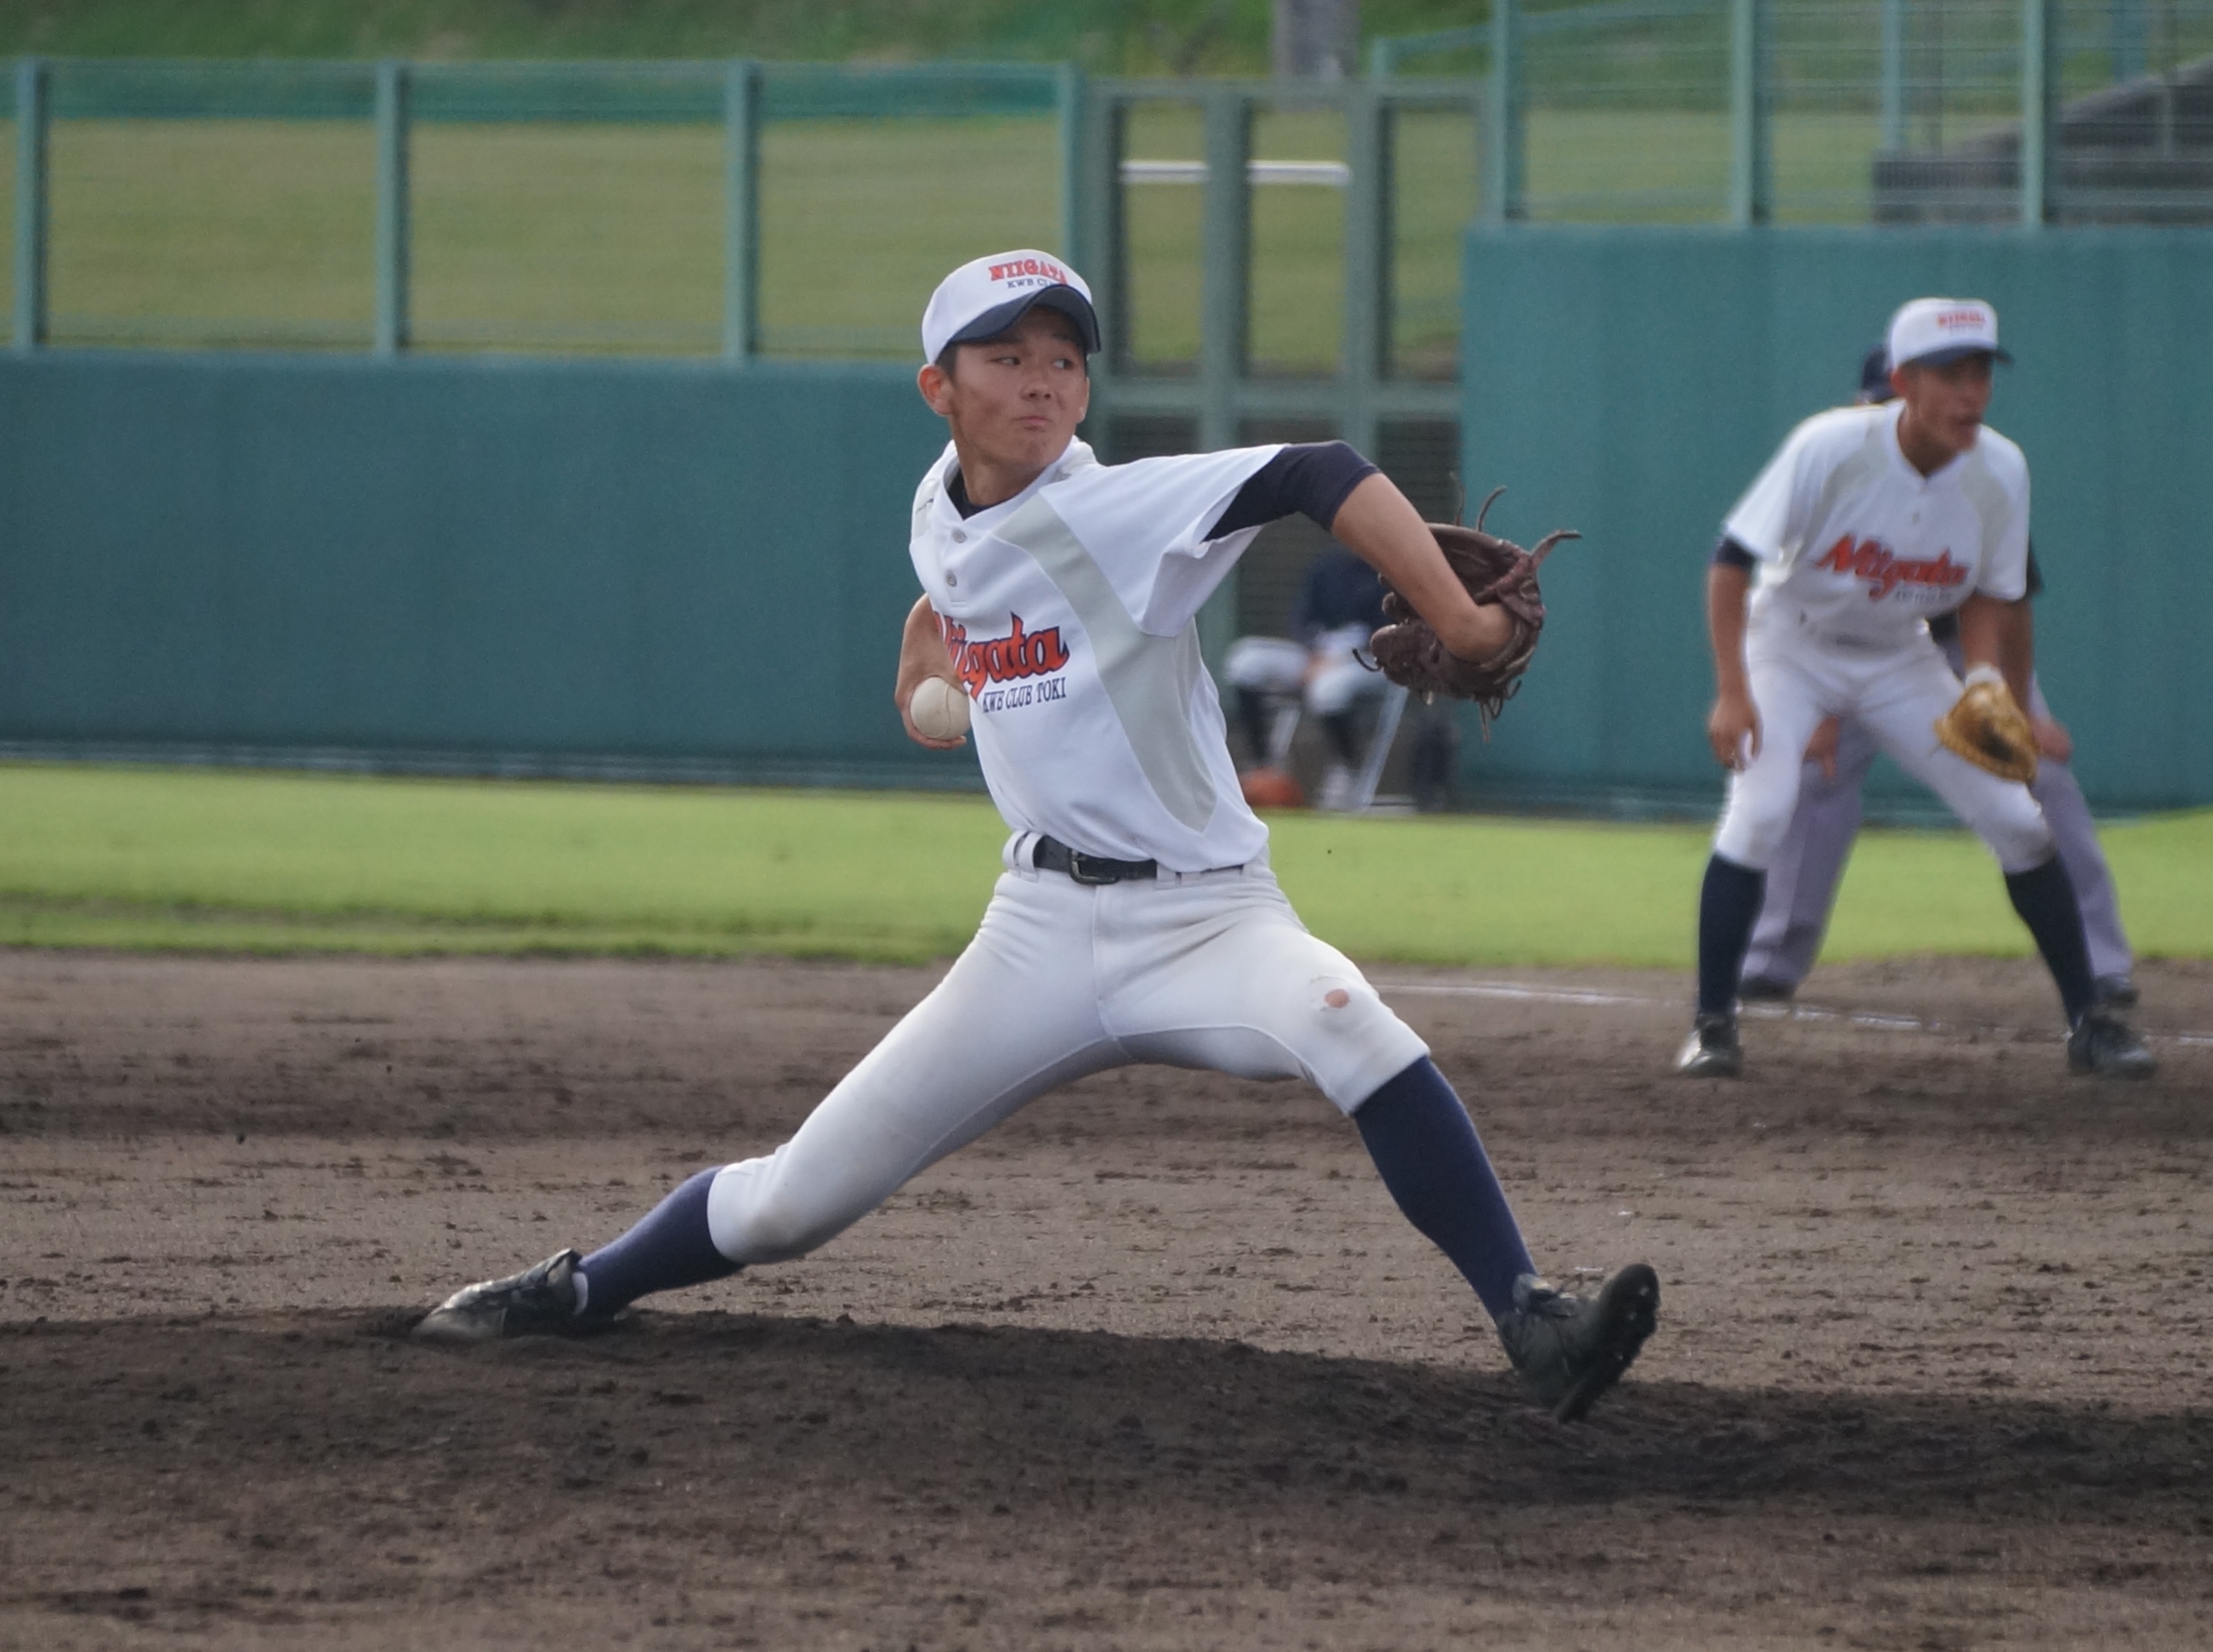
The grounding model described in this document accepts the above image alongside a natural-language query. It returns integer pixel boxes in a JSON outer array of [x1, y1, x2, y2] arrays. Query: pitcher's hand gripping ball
[[1366, 486, 1577, 729], [908, 676, 972, 741], [1934, 665, 2038, 782]]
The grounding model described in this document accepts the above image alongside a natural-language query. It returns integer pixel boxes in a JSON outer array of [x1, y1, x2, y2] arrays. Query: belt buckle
[[1064, 849, 1119, 886]]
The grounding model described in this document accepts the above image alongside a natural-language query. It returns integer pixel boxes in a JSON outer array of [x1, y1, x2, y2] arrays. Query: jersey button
[[945, 572, 958, 587], [951, 530, 967, 543]]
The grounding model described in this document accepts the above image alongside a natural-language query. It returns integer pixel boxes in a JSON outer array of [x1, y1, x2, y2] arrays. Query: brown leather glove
[[1365, 487, 1577, 731]]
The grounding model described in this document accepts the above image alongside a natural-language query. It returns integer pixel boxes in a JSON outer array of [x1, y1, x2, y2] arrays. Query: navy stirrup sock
[[1352, 1058, 1535, 1321], [1697, 854, 1767, 1016], [576, 1167, 741, 1320], [2005, 855, 2097, 1023]]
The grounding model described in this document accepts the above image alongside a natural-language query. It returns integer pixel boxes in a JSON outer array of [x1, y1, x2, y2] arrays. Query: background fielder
[[1223, 547, 1393, 810], [1678, 297, 2153, 1081], [1739, 349, 2137, 1006], [416, 248, 1660, 1422]]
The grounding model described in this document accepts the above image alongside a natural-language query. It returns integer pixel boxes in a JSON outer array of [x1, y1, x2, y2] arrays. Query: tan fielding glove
[[1934, 665, 2038, 783]]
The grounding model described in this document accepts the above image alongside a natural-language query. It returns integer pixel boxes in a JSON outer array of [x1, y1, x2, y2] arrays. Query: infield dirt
[[3, 951, 2210, 1649]]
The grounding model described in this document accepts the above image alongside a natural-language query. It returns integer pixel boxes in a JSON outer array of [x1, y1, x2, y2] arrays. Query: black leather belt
[[1032, 835, 1158, 885]]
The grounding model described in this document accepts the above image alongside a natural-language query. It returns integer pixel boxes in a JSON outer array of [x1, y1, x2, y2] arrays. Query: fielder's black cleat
[[2067, 1012, 2156, 1079], [1675, 1012, 1742, 1077], [1498, 1265, 1660, 1423], [1736, 974, 1797, 1002], [2094, 974, 2139, 1010], [413, 1247, 586, 1344]]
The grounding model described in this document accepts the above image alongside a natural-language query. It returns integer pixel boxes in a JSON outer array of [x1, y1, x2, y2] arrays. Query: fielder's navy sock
[[1353, 1057, 1535, 1322], [2006, 855, 2097, 1023], [1322, 711, 1363, 766], [1697, 854, 1767, 1016], [1235, 689, 1273, 764], [576, 1167, 740, 1320]]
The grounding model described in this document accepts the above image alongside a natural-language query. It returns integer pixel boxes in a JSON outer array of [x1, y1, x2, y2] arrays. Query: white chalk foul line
[[1372, 978, 2213, 1051]]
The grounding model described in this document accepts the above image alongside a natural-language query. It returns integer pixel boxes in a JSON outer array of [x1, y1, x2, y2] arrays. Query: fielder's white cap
[[1885, 297, 2012, 372], [921, 249, 1101, 363]]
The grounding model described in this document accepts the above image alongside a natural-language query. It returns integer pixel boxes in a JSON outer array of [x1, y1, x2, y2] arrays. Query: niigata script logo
[[939, 613, 1071, 700], [1814, 534, 1969, 600]]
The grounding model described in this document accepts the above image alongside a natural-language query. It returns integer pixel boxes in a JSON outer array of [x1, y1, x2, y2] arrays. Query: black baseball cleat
[[1736, 974, 1797, 1002], [2094, 974, 2140, 1010], [1675, 1012, 1742, 1077], [2067, 1013, 2156, 1079], [1498, 1265, 1661, 1423], [413, 1247, 587, 1343]]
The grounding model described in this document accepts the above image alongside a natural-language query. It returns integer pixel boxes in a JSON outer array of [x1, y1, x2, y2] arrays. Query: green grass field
[[3, 763, 2206, 967], [6, 102, 1932, 368], [13, 106, 1482, 369], [9, 1, 2210, 357]]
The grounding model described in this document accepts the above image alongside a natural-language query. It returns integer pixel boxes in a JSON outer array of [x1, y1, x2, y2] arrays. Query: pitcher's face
[[917, 309, 1091, 494]]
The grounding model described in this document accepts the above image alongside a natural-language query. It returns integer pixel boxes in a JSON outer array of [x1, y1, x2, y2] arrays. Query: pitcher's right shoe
[[413, 1247, 586, 1344], [1497, 1264, 1661, 1423], [1675, 1012, 1742, 1077]]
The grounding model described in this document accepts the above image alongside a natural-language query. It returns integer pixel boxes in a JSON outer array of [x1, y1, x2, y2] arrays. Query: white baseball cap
[[921, 249, 1101, 364], [1885, 297, 2012, 372]]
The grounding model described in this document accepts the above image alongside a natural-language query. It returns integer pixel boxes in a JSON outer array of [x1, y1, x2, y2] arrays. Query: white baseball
[[909, 676, 971, 740]]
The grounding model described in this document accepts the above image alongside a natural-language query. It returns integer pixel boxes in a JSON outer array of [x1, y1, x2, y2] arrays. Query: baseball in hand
[[909, 676, 971, 741]]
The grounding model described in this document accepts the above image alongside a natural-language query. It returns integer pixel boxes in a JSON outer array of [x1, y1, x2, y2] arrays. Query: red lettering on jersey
[[1814, 535, 1970, 600], [1813, 534, 1858, 573], [938, 613, 1071, 700]]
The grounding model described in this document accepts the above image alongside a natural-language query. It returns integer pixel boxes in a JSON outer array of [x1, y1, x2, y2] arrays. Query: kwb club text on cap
[[1886, 297, 2013, 372], [922, 250, 1103, 364]]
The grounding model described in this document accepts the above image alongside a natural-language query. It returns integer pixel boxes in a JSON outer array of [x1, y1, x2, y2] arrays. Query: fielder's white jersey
[[1722, 401, 2031, 644], [910, 436, 1283, 871]]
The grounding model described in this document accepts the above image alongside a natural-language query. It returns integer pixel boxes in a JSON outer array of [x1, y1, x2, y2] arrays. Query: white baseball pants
[[1743, 661, 2132, 985], [1223, 626, 1390, 718], [1713, 622, 2055, 876], [702, 843, 1427, 1266]]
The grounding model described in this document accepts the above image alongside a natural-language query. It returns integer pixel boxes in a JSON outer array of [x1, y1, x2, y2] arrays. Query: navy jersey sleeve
[[1206, 441, 1379, 540]]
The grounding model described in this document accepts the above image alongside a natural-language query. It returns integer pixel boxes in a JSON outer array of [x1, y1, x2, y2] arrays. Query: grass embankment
[[3, 763, 2206, 967], [0, 2, 1496, 73], [14, 110, 1472, 372], [4, 108, 1909, 372]]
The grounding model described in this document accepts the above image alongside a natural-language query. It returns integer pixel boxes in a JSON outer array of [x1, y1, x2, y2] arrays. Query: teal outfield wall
[[0, 352, 967, 786], [1461, 227, 2213, 815]]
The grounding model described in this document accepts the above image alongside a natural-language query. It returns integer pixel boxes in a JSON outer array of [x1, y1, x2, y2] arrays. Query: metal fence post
[[1342, 80, 1392, 458], [2021, 0, 2056, 225], [1056, 63, 1084, 264], [2112, 0, 2146, 82], [1483, 0, 1524, 223], [723, 60, 762, 363], [13, 57, 49, 352], [1198, 84, 1251, 454], [1728, 0, 1772, 224], [1072, 85, 1125, 376], [1196, 85, 1251, 668], [373, 60, 411, 355], [1879, 0, 1907, 151]]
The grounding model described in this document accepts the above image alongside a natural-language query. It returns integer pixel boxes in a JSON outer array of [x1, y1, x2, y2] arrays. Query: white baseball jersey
[[910, 436, 1284, 871], [1723, 402, 2030, 645]]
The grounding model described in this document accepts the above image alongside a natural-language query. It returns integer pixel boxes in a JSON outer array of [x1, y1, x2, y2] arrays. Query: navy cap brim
[[1899, 343, 2013, 369], [944, 285, 1102, 356]]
